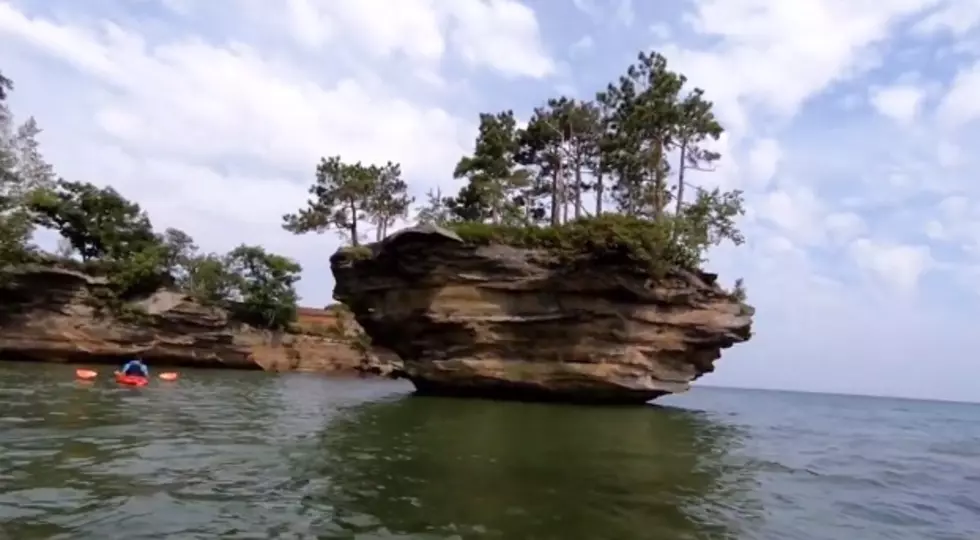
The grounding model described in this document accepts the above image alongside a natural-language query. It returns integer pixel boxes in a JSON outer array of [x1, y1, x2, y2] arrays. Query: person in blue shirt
[[120, 358, 149, 378]]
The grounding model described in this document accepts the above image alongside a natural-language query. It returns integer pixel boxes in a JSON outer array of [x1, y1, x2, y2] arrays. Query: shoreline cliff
[[0, 265, 401, 375]]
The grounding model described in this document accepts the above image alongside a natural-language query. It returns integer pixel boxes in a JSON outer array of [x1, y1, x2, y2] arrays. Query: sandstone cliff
[[331, 224, 754, 404], [0, 265, 400, 374]]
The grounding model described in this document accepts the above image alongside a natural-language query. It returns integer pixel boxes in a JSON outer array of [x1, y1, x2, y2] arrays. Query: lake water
[[0, 362, 977, 539]]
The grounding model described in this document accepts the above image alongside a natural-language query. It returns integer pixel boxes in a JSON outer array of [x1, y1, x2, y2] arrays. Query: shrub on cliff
[[223, 245, 301, 330]]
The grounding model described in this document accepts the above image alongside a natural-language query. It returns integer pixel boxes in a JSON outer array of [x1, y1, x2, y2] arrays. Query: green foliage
[[183, 253, 233, 305], [104, 242, 171, 298], [517, 97, 602, 225], [284, 156, 413, 246], [0, 72, 34, 265], [160, 227, 198, 284], [415, 187, 454, 226], [448, 110, 529, 224], [338, 244, 373, 261], [730, 278, 747, 303], [224, 245, 302, 331], [27, 180, 158, 261], [367, 162, 412, 241], [449, 214, 698, 274], [0, 71, 10, 101]]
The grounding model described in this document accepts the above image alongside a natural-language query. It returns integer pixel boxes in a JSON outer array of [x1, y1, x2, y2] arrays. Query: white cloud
[[650, 23, 672, 41], [869, 83, 925, 124], [571, 0, 599, 19], [614, 0, 635, 26], [569, 35, 594, 56], [849, 238, 933, 293], [444, 0, 555, 78], [937, 59, 980, 128], [664, 0, 944, 136], [746, 138, 781, 189], [912, 1, 980, 36], [755, 187, 826, 247]]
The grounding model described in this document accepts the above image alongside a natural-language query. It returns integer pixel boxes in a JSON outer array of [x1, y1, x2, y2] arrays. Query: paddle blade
[[75, 369, 98, 380], [158, 372, 179, 381]]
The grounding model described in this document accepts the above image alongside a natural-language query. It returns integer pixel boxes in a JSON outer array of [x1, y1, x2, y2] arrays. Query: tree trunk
[[550, 167, 561, 226], [349, 200, 359, 247], [651, 142, 664, 221], [573, 164, 582, 220], [562, 181, 569, 224], [674, 143, 687, 218], [595, 165, 604, 216]]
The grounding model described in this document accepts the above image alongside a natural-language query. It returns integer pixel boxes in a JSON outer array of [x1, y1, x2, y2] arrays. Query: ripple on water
[[1, 363, 979, 539]]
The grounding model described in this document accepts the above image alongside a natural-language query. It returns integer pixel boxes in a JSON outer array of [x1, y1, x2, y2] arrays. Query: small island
[[282, 51, 755, 404]]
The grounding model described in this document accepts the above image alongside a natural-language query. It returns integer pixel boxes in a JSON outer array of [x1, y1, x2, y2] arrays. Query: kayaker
[[120, 358, 149, 378]]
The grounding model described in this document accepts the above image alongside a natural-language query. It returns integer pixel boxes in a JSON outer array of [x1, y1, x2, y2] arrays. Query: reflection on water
[[303, 396, 761, 539], [0, 362, 762, 539], [3, 363, 977, 539]]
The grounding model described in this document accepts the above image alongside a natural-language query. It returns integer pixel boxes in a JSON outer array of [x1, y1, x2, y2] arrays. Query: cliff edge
[[0, 265, 400, 374], [331, 223, 754, 404]]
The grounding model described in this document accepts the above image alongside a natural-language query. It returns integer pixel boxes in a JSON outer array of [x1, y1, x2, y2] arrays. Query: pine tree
[[12, 117, 56, 192]]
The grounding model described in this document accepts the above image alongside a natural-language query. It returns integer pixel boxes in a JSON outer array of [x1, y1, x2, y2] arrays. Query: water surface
[[1, 362, 977, 539]]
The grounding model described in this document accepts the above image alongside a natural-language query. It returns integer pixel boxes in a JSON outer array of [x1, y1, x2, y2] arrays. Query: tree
[[0, 74, 37, 264], [160, 227, 198, 286], [518, 97, 601, 225], [415, 187, 453, 225], [27, 180, 157, 261], [603, 51, 686, 219], [365, 161, 412, 241], [592, 90, 618, 216], [12, 117, 56, 191], [283, 156, 378, 247], [518, 106, 567, 226], [55, 237, 74, 258], [672, 187, 745, 264], [0, 71, 11, 101], [183, 253, 234, 305], [224, 245, 302, 330], [671, 88, 722, 220], [450, 111, 528, 224]]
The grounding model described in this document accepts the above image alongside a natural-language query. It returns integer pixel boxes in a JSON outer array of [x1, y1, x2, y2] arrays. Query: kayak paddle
[[74, 368, 179, 381]]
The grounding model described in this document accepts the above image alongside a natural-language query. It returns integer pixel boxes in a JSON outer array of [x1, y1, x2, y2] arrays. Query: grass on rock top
[[337, 215, 704, 276]]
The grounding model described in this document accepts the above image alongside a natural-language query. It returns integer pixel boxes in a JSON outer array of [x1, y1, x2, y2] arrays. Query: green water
[[1, 362, 977, 539]]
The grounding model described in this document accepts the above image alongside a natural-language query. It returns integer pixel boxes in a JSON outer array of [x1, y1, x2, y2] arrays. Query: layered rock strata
[[0, 265, 400, 374], [331, 225, 754, 404]]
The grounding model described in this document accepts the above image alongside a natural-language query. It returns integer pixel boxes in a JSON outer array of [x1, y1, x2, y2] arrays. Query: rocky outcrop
[[331, 224, 754, 405], [0, 265, 401, 375]]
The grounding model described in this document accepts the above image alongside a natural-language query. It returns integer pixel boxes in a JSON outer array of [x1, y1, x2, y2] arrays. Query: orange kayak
[[115, 372, 149, 387]]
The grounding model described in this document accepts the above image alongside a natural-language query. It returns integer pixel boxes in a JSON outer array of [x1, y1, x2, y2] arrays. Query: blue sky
[[2, 0, 980, 402]]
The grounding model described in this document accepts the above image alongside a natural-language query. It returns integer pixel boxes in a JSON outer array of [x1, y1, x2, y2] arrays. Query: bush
[[447, 214, 700, 275]]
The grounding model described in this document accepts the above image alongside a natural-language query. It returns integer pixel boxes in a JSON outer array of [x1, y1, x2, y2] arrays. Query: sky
[[2, 0, 980, 402]]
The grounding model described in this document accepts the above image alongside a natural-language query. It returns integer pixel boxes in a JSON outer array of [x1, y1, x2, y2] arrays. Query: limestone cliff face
[[331, 225, 754, 404], [0, 265, 400, 374]]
